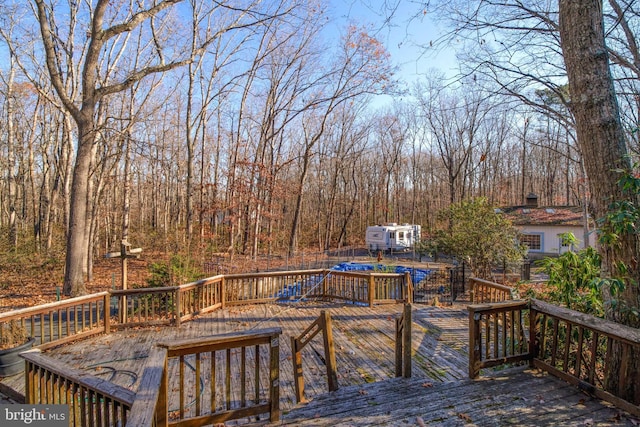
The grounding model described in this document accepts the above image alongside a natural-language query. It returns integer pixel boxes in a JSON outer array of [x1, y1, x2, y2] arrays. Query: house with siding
[[498, 193, 596, 259]]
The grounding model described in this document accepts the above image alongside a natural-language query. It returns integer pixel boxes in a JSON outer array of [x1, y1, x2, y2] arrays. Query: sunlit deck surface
[[3, 301, 638, 426]]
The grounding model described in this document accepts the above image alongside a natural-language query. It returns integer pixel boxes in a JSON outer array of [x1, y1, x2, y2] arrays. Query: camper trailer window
[[399, 231, 404, 239], [389, 232, 396, 239]]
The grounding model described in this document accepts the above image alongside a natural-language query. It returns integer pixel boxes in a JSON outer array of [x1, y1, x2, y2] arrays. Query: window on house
[[398, 231, 404, 240], [520, 234, 542, 251], [389, 232, 395, 239]]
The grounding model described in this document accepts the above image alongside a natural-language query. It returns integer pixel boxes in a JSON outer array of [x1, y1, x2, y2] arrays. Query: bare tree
[[287, 24, 396, 255], [2, 51, 18, 250], [32, 0, 292, 295]]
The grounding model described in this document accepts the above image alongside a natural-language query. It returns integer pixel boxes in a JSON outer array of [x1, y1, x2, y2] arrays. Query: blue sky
[[327, 0, 459, 97]]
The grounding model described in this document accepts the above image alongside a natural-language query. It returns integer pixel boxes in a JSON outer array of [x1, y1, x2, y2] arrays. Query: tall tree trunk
[[559, 0, 640, 404], [5, 55, 17, 250], [63, 114, 95, 296]]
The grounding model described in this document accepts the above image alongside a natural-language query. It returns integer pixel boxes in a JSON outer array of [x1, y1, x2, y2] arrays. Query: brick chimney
[[525, 193, 538, 207]]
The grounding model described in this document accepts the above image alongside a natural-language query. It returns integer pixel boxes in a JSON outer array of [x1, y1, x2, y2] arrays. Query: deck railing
[[323, 270, 412, 306], [156, 328, 281, 426], [469, 297, 640, 417], [110, 287, 177, 328], [9, 267, 411, 426], [223, 269, 325, 304], [469, 277, 517, 303], [22, 349, 136, 426], [468, 300, 529, 378], [3, 269, 410, 349], [177, 276, 224, 323], [0, 293, 109, 351]]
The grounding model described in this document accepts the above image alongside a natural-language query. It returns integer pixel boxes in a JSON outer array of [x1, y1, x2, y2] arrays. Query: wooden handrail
[[125, 346, 168, 427], [0, 292, 109, 321], [22, 349, 135, 425], [223, 269, 325, 279], [469, 297, 640, 417], [0, 292, 109, 350], [530, 299, 640, 345]]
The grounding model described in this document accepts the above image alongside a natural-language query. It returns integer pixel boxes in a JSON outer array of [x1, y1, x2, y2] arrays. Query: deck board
[[1, 301, 638, 426], [272, 368, 636, 426]]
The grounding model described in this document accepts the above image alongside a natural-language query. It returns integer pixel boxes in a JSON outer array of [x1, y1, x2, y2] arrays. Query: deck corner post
[[402, 303, 412, 378], [468, 306, 481, 379]]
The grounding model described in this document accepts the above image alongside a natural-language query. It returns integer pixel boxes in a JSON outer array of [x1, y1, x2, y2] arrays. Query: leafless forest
[[1, 1, 638, 280]]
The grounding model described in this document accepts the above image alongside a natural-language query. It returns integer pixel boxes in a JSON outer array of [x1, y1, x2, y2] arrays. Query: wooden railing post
[[104, 292, 111, 334], [395, 315, 403, 377], [402, 303, 412, 378], [269, 333, 280, 422], [404, 272, 413, 304], [529, 302, 538, 368], [221, 276, 226, 309], [395, 303, 412, 378], [157, 351, 168, 427], [469, 278, 476, 303], [368, 275, 375, 307], [120, 292, 128, 325], [322, 311, 339, 391], [291, 336, 305, 403], [322, 270, 329, 299], [174, 288, 181, 327], [469, 306, 481, 379]]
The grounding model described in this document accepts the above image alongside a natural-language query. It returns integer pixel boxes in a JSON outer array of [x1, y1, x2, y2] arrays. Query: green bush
[[537, 233, 603, 316], [146, 255, 203, 288]]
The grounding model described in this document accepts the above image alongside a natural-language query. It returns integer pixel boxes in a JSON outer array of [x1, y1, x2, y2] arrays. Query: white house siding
[[519, 225, 595, 257]]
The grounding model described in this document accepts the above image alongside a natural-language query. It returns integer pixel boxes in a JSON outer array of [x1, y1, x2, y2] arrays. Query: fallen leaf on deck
[[458, 413, 472, 423], [422, 382, 433, 388], [359, 389, 369, 395]]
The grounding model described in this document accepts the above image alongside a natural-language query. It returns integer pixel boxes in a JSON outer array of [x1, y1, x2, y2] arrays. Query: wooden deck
[[2, 301, 638, 425]]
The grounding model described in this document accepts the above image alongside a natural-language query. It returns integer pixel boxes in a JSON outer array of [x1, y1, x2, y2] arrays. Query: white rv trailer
[[365, 223, 421, 252]]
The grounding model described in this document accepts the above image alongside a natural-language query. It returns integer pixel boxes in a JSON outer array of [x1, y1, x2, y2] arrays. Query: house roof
[[497, 205, 587, 227]]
